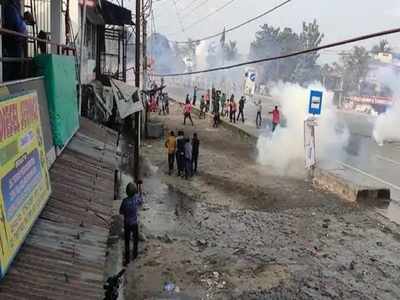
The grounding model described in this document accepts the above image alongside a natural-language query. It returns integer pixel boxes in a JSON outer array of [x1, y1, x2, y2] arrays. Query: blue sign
[[308, 90, 323, 115]]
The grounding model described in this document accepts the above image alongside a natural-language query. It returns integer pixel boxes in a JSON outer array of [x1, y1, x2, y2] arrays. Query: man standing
[[192, 133, 200, 174], [176, 131, 186, 177], [269, 106, 280, 132], [256, 99, 262, 128], [229, 96, 237, 124], [184, 138, 193, 179], [200, 95, 206, 119], [120, 181, 144, 265], [165, 131, 177, 175], [220, 93, 226, 115], [192, 86, 198, 106], [237, 96, 246, 123]]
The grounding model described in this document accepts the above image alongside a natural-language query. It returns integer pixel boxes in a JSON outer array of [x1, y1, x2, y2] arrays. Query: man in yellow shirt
[[165, 131, 177, 175]]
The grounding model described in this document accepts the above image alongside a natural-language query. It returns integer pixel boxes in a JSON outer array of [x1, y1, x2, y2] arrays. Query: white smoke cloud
[[257, 82, 349, 175], [372, 66, 400, 145]]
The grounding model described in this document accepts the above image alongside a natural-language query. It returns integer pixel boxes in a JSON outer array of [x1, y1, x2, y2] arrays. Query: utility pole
[[134, 0, 141, 181], [142, 8, 148, 139]]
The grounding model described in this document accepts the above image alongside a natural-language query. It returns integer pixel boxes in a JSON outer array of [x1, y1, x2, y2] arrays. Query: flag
[[220, 27, 226, 48]]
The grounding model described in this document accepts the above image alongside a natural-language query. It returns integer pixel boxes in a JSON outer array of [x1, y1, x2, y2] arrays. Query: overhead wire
[[177, 0, 237, 33], [153, 27, 400, 77], [171, 0, 292, 44]]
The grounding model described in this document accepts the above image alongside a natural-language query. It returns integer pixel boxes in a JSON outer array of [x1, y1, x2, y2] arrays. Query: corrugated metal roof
[[0, 118, 119, 300]]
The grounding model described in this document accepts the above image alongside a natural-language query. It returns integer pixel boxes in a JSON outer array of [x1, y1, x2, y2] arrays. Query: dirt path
[[124, 102, 400, 299]]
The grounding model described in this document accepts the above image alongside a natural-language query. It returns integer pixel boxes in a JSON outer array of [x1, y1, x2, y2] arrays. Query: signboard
[[308, 90, 323, 115], [111, 79, 143, 119], [244, 70, 256, 96], [0, 92, 51, 278], [304, 117, 317, 169]]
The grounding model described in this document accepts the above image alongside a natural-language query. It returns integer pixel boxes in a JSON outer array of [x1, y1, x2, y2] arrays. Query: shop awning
[[101, 0, 134, 26]]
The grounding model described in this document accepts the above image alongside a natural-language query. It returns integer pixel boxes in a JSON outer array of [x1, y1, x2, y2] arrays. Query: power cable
[[168, 0, 237, 35], [171, 0, 292, 44], [153, 27, 400, 77]]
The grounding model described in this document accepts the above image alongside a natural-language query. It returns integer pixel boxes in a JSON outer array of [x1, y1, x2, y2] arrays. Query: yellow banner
[[0, 92, 51, 279]]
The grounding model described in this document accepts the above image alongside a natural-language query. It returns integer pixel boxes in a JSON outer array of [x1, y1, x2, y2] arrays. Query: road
[[167, 85, 400, 222], [125, 101, 400, 299]]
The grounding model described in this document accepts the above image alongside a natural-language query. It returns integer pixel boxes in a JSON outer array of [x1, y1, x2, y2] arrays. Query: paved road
[[167, 85, 400, 222]]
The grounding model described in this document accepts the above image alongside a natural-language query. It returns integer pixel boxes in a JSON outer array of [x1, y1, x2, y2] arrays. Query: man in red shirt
[[269, 106, 280, 132]]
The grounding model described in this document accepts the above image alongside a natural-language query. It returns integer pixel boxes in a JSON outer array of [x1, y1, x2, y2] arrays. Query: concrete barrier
[[313, 168, 391, 206]]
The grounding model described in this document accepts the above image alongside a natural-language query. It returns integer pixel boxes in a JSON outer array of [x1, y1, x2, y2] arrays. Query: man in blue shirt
[[120, 181, 143, 265]]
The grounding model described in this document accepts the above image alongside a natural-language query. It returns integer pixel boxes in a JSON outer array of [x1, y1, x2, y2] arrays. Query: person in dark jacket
[[237, 96, 246, 123], [192, 133, 200, 174], [120, 181, 143, 265], [3, 0, 28, 81], [176, 131, 186, 177]]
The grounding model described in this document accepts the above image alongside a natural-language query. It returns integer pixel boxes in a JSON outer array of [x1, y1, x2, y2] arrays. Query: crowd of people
[[165, 130, 200, 179], [183, 86, 280, 131]]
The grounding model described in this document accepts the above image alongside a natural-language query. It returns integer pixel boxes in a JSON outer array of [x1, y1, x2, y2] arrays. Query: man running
[[269, 106, 280, 132], [183, 100, 194, 126]]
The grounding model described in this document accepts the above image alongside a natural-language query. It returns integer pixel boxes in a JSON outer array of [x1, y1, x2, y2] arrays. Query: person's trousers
[[124, 223, 139, 263], [192, 155, 198, 173], [168, 153, 175, 174], [256, 112, 262, 127], [230, 111, 236, 123], [185, 158, 192, 178], [177, 153, 185, 175], [184, 113, 194, 125], [237, 109, 244, 122], [272, 122, 278, 132], [192, 96, 196, 106]]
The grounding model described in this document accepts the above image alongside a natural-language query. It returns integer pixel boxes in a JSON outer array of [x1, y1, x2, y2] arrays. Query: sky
[[138, 0, 400, 63]]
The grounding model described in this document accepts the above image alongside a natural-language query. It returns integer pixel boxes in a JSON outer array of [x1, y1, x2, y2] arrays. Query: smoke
[[372, 66, 400, 145], [256, 82, 349, 175]]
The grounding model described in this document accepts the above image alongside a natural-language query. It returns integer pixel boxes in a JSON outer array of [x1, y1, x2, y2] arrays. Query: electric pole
[[134, 0, 141, 181]]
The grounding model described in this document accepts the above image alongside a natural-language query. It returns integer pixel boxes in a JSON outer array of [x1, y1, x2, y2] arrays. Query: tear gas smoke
[[372, 67, 400, 145], [257, 82, 349, 175]]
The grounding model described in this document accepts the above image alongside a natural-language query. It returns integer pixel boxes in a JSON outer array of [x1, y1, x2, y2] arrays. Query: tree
[[249, 20, 324, 85], [249, 24, 297, 83], [223, 40, 239, 62], [371, 39, 392, 54], [340, 46, 371, 94], [292, 19, 324, 85]]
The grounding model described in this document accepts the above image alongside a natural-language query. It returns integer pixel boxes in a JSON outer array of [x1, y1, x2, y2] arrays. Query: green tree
[[340, 46, 371, 94], [292, 19, 324, 85], [249, 20, 324, 85], [223, 40, 239, 62]]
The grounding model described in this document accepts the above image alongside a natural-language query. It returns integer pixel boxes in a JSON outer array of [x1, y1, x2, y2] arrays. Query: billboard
[[0, 92, 51, 279]]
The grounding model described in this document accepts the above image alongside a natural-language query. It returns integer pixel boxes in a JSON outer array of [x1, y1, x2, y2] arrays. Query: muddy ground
[[123, 103, 400, 300]]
